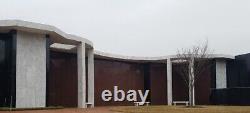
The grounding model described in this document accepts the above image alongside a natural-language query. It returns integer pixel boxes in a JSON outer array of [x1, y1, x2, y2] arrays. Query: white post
[[167, 58, 173, 105], [88, 48, 94, 107], [77, 43, 86, 108]]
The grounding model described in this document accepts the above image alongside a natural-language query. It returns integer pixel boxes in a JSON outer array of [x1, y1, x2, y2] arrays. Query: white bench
[[173, 101, 189, 106], [134, 102, 150, 106], [85, 102, 93, 108]]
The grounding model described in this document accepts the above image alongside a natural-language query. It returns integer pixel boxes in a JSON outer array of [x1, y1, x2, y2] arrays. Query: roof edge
[[94, 50, 235, 62], [0, 19, 93, 47]]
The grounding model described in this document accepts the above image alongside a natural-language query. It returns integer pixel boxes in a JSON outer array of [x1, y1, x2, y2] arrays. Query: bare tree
[[175, 40, 212, 107]]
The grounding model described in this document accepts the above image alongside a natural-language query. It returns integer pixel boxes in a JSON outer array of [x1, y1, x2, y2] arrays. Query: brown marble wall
[[47, 51, 78, 107], [47, 52, 212, 107]]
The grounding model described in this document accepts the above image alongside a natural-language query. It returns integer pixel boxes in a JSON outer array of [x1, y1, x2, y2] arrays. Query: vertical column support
[[215, 59, 227, 89], [77, 42, 86, 108], [88, 48, 94, 107], [167, 58, 172, 105]]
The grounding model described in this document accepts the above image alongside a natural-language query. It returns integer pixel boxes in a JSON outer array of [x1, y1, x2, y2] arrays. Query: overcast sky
[[0, 0, 250, 57]]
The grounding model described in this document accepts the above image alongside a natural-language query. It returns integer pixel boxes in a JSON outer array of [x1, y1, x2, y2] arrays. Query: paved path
[[0, 107, 117, 113]]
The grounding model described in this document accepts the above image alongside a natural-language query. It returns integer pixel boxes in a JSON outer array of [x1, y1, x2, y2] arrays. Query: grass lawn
[[111, 106, 250, 113]]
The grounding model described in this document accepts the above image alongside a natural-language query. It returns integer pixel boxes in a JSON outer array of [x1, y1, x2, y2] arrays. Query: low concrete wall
[[16, 31, 46, 108]]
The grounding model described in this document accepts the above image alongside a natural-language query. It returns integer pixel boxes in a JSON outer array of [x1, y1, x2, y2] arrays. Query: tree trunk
[[188, 70, 192, 106], [191, 81, 195, 106], [189, 57, 195, 107]]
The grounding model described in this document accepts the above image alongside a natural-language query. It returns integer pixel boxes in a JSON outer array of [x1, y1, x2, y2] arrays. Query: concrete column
[[215, 59, 227, 89], [167, 58, 172, 105], [16, 31, 46, 108], [87, 48, 94, 107], [77, 42, 86, 108]]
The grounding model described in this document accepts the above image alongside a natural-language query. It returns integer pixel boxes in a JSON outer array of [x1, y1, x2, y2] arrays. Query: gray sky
[[1, 0, 250, 57]]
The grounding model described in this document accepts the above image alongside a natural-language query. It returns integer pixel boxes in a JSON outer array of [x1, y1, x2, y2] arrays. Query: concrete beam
[[216, 59, 227, 89], [88, 48, 94, 107], [77, 43, 86, 108], [167, 58, 172, 105]]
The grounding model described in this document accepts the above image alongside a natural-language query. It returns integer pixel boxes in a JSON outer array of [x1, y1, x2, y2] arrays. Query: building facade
[[0, 20, 249, 108]]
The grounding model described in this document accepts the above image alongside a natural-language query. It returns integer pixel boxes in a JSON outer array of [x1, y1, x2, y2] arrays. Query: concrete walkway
[[0, 107, 117, 113]]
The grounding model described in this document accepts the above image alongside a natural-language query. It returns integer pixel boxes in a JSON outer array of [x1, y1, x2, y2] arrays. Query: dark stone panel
[[195, 64, 211, 105], [227, 53, 250, 88], [235, 54, 250, 87], [149, 63, 167, 105], [227, 88, 250, 105], [221, 53, 250, 105], [143, 64, 151, 102], [45, 35, 50, 107], [210, 60, 216, 89], [210, 88, 228, 105], [227, 60, 239, 88], [94, 59, 145, 106], [211, 88, 250, 105], [47, 51, 77, 107], [0, 32, 16, 107], [172, 63, 189, 102]]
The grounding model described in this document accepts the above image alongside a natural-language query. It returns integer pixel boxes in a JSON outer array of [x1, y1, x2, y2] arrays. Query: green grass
[[111, 105, 250, 113]]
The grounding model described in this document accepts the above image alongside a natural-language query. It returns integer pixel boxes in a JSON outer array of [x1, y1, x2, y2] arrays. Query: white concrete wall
[[216, 59, 227, 89], [16, 31, 46, 108]]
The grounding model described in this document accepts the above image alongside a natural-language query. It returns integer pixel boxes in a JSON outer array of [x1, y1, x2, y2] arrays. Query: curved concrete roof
[[0, 20, 235, 61], [95, 50, 235, 62], [0, 20, 93, 47]]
